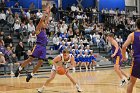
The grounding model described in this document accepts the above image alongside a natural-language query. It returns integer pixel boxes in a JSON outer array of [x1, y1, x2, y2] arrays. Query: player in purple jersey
[[122, 19, 140, 93], [106, 33, 129, 87], [14, 6, 51, 82]]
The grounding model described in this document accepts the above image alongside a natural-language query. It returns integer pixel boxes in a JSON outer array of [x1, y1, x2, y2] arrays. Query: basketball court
[[0, 68, 140, 93]]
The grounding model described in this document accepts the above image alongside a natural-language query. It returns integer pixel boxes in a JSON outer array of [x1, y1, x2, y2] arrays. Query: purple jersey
[[112, 43, 122, 65], [132, 32, 140, 58], [31, 30, 48, 59], [36, 30, 48, 46], [111, 45, 122, 58], [131, 32, 140, 79]]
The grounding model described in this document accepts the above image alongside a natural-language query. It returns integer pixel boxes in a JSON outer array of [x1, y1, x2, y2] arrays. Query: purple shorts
[[113, 56, 122, 66], [31, 44, 46, 60], [131, 58, 140, 79]]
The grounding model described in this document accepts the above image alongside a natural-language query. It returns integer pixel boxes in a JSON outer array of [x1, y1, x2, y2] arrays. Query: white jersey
[[52, 54, 73, 70]]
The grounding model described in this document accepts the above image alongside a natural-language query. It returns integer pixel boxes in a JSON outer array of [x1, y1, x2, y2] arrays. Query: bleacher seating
[[0, 21, 113, 75]]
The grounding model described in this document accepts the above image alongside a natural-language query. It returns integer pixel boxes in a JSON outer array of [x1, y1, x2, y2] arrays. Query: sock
[[73, 67, 75, 70], [42, 85, 45, 89], [76, 83, 79, 87], [121, 77, 126, 82], [31, 73, 34, 76], [19, 66, 23, 71]]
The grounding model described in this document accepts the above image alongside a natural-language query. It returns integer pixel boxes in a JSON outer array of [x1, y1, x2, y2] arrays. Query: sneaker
[[93, 67, 96, 71], [86, 68, 88, 71], [80, 67, 82, 71], [10, 71, 14, 76], [73, 68, 76, 73], [76, 84, 83, 92], [96, 64, 99, 67], [15, 68, 21, 77], [26, 73, 32, 82], [37, 87, 44, 93], [120, 79, 127, 87], [89, 67, 92, 71]]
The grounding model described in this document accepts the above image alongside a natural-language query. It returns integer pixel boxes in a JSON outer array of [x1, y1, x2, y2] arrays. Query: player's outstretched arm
[[35, 5, 50, 34]]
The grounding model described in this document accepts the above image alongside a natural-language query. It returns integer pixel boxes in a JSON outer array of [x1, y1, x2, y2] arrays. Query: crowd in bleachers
[[0, 0, 139, 75]]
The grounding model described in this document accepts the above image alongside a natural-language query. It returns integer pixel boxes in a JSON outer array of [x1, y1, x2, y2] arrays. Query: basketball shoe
[[37, 86, 45, 93], [26, 73, 32, 82], [120, 79, 127, 87], [76, 84, 83, 92], [15, 68, 21, 77], [37, 87, 44, 93]]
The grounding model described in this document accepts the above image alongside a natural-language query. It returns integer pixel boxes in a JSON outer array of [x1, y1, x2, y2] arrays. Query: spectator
[[116, 35, 123, 47], [15, 41, 26, 60], [14, 1, 20, 8], [7, 14, 14, 33], [20, 9, 28, 23], [27, 20, 35, 34], [10, 53, 19, 75], [36, 9, 43, 19], [0, 0, 6, 12], [26, 10, 31, 20], [28, 31, 36, 47], [5, 46, 13, 62], [29, 2, 35, 13], [4, 35, 13, 47], [59, 31, 68, 40], [19, 22, 27, 38], [14, 13, 21, 24], [14, 20, 21, 38], [11, 54, 18, 64], [58, 41, 66, 53], [71, 4, 76, 12], [60, 21, 68, 33], [51, 4, 58, 21], [0, 31, 5, 40], [75, 28, 81, 37], [0, 10, 6, 26], [53, 34, 59, 50], [6, 8, 12, 16], [73, 35, 78, 43], [67, 27, 74, 39], [49, 20, 55, 36], [0, 52, 7, 75], [0, 39, 5, 54]]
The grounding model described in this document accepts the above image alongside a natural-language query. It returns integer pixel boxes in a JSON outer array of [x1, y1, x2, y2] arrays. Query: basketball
[[56, 66, 66, 75]]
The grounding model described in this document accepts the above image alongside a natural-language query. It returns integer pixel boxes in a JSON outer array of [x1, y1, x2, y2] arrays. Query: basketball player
[[122, 18, 140, 93], [37, 49, 83, 93], [14, 6, 50, 82], [106, 33, 129, 86]]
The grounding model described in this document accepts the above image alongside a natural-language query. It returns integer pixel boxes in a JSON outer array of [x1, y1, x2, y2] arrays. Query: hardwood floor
[[0, 68, 140, 93]]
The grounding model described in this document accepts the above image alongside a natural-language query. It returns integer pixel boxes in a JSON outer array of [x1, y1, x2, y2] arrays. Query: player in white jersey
[[37, 49, 82, 93]]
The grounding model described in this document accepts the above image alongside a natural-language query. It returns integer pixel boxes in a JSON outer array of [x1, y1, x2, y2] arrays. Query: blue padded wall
[[81, 0, 95, 8], [62, 0, 78, 9], [99, 0, 125, 11], [19, 0, 42, 9]]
